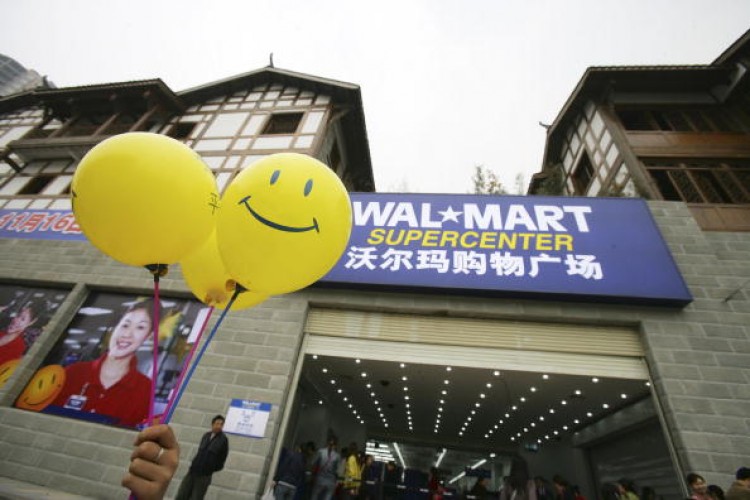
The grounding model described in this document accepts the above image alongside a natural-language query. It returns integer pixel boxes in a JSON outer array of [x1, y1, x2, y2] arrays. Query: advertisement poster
[[14, 291, 208, 429], [0, 284, 68, 387]]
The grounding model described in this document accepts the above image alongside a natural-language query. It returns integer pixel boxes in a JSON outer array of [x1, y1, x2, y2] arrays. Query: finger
[[122, 472, 163, 500], [130, 441, 163, 463], [133, 424, 179, 452], [128, 456, 176, 484]]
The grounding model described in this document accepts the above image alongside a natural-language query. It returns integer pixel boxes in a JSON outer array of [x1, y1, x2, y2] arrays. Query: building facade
[[0, 35, 747, 500]]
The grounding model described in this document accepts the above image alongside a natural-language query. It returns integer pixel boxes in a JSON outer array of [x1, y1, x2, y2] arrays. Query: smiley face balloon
[[216, 153, 352, 295], [15, 365, 66, 411], [0, 358, 20, 388]]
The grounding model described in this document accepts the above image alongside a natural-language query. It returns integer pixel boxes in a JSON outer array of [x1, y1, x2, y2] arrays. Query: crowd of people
[[121, 427, 750, 500]]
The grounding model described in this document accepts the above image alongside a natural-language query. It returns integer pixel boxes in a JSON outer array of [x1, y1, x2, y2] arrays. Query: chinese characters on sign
[[224, 399, 271, 438]]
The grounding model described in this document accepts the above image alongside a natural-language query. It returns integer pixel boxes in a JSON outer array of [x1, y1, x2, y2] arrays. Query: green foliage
[[471, 165, 507, 195]]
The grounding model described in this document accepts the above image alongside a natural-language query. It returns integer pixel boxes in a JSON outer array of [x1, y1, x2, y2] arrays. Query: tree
[[471, 165, 507, 195]]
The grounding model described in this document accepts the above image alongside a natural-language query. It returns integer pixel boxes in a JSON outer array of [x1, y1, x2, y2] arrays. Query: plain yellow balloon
[[181, 230, 268, 310], [71, 132, 219, 267], [216, 153, 352, 295]]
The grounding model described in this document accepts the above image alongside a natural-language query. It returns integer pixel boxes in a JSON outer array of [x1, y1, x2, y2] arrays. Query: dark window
[[18, 175, 55, 195], [262, 112, 303, 135], [645, 159, 750, 204], [167, 122, 197, 139], [617, 109, 655, 131], [572, 152, 595, 194]]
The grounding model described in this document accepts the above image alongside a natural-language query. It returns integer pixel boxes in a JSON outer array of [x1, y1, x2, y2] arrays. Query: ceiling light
[[480, 393, 486, 399], [549, 409, 555, 414], [366, 383, 372, 389], [484, 434, 488, 438], [404, 395, 409, 400], [553, 430, 559, 435], [543, 374, 549, 380], [361, 372, 367, 378], [402, 376, 408, 381], [512, 406, 517, 411], [645, 381, 651, 387], [400, 363, 406, 368], [574, 389, 582, 395], [446, 366, 452, 372], [475, 403, 481, 408], [467, 417, 472, 421], [489, 453, 496, 458], [439, 399, 445, 404], [563, 425, 568, 430], [493, 424, 498, 429], [486, 383, 492, 388], [343, 397, 348, 401], [441, 390, 447, 395], [621, 393, 627, 399], [592, 377, 599, 383], [493, 371, 500, 376], [322, 368, 328, 373], [355, 359, 361, 364], [444, 380, 450, 385], [561, 400, 567, 405], [574, 419, 580, 424], [337, 389, 342, 394], [313, 355, 318, 360], [530, 422, 536, 427], [602, 403, 609, 409], [405, 404, 410, 408], [403, 387, 408, 391], [330, 380, 336, 384], [539, 416, 545, 421], [504, 413, 509, 418], [470, 410, 475, 415], [520, 397, 526, 402], [586, 412, 593, 417], [458, 432, 463, 437], [370, 392, 375, 397], [438, 407, 443, 412], [471, 459, 487, 469], [318, 400, 323, 405], [530, 387, 537, 392], [523, 427, 528, 432], [374, 400, 379, 405], [348, 404, 352, 408], [510, 436, 515, 441]]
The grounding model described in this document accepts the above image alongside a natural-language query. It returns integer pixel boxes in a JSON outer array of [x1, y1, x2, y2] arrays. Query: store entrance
[[279, 351, 683, 500]]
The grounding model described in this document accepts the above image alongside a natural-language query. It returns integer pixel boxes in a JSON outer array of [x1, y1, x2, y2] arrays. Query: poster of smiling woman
[[0, 284, 68, 387], [14, 291, 208, 429]]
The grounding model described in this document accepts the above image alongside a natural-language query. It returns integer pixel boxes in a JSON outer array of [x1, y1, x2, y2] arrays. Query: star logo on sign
[[438, 206, 463, 223]]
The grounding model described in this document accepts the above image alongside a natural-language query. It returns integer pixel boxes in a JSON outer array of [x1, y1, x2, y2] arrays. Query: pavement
[[0, 477, 95, 500]]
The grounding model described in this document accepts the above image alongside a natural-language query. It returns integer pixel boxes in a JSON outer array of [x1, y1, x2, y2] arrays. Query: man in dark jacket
[[273, 445, 306, 500], [176, 414, 229, 500]]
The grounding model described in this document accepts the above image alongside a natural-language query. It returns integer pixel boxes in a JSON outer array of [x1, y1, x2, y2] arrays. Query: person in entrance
[[309, 438, 341, 500], [176, 414, 229, 500]]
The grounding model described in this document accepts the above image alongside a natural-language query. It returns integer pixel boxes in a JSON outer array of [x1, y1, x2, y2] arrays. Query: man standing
[[310, 438, 341, 500], [726, 467, 750, 500], [176, 414, 229, 500]]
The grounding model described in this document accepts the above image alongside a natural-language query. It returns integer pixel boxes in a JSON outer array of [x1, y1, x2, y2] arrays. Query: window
[[644, 159, 750, 204], [261, 112, 303, 135], [616, 106, 750, 133], [571, 152, 595, 194], [167, 122, 197, 139], [18, 175, 55, 195]]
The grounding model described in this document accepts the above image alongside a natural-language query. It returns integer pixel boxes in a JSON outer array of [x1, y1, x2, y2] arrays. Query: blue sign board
[[319, 193, 692, 305], [0, 194, 692, 305]]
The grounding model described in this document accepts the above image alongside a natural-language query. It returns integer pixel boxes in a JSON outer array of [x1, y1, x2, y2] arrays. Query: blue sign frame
[[319, 194, 692, 306]]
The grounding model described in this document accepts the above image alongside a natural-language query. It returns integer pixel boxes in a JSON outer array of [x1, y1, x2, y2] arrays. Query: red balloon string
[[150, 275, 161, 425], [162, 306, 214, 423]]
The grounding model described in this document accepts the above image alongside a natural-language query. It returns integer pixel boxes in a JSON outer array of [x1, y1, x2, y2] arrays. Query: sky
[[3, 1, 750, 194]]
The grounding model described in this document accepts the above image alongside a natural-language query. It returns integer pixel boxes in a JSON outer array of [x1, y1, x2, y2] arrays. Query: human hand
[[122, 424, 179, 500]]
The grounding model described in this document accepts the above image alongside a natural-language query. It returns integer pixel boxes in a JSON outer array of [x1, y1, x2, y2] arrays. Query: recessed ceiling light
[[318, 400, 323, 405], [494, 371, 501, 376], [471, 410, 476, 415], [400, 363, 405, 368], [337, 389, 342, 394], [645, 381, 651, 387], [504, 413, 510, 418], [486, 383, 492, 388], [403, 387, 408, 391], [543, 374, 549, 380], [459, 432, 463, 436], [530, 387, 537, 392], [402, 376, 408, 381], [442, 390, 447, 395], [446, 366, 452, 372], [384, 423, 389, 428], [563, 425, 568, 430], [621, 393, 627, 399], [355, 359, 361, 364], [404, 395, 410, 400], [313, 355, 318, 360], [366, 383, 372, 389], [510, 436, 515, 441], [370, 392, 376, 397], [439, 399, 445, 404], [602, 403, 609, 409], [512, 406, 517, 411], [549, 409, 555, 414], [361, 372, 367, 378], [586, 412, 593, 417], [574, 419, 580, 424], [322, 368, 328, 373], [444, 380, 450, 385], [484, 434, 489, 438], [468, 417, 472, 421], [530, 422, 536, 427], [523, 427, 528, 432], [520, 397, 526, 402], [561, 400, 567, 405], [374, 400, 379, 405], [405, 404, 410, 408], [539, 416, 545, 421], [330, 380, 336, 384], [490, 453, 496, 458], [498, 420, 504, 424], [480, 393, 486, 399], [343, 397, 348, 401], [348, 403, 352, 408], [592, 377, 599, 383], [553, 430, 559, 435], [438, 407, 443, 412]]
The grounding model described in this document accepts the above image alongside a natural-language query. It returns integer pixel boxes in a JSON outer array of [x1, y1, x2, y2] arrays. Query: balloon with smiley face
[[15, 365, 66, 411], [216, 153, 352, 295]]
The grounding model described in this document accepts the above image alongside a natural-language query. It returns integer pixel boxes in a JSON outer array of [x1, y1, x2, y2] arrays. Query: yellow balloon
[[15, 364, 65, 411], [181, 230, 268, 310], [71, 132, 219, 267], [216, 153, 352, 295]]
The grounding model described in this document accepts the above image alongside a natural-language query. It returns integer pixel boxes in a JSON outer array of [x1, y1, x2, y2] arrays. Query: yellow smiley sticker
[[216, 153, 352, 295], [0, 358, 20, 388], [16, 365, 66, 411]]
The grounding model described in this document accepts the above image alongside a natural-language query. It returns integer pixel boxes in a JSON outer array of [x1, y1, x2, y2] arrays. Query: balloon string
[[163, 288, 242, 424], [161, 306, 214, 423], [150, 274, 161, 426]]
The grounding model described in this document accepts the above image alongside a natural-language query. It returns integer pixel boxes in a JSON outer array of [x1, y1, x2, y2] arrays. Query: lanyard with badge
[[63, 382, 89, 410]]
